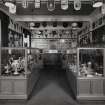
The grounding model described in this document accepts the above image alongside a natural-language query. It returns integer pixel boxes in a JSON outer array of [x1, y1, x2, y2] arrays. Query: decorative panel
[[14, 80, 27, 94], [1, 80, 13, 94]]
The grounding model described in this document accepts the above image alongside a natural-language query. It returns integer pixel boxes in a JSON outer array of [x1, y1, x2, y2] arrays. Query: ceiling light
[[5, 1, 16, 14], [74, 0, 81, 11], [61, 0, 68, 10], [47, 0, 55, 11], [93, 0, 103, 7]]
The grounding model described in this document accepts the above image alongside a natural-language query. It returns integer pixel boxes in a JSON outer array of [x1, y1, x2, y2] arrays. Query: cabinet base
[[77, 95, 105, 100], [0, 94, 28, 99]]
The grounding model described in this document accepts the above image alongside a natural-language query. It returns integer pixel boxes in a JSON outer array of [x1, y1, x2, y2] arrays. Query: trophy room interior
[[0, 0, 105, 105]]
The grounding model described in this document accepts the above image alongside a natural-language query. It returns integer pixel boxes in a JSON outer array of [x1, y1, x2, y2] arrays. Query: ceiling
[[0, 0, 95, 16], [16, 2, 95, 16], [16, 3, 94, 15], [0, 0, 97, 30], [15, 0, 94, 30]]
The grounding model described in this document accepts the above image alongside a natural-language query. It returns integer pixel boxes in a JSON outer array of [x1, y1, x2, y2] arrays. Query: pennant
[[35, 0, 40, 8], [61, 0, 68, 10], [22, 0, 28, 8], [74, 0, 81, 10], [102, 4, 105, 14], [47, 0, 55, 11]]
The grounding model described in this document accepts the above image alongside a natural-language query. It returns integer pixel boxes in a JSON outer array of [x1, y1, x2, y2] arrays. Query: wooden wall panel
[[92, 79, 103, 95], [1, 80, 13, 94], [77, 79, 90, 95], [14, 80, 27, 94]]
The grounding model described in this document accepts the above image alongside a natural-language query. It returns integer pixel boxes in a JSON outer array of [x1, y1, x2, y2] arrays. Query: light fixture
[[93, 0, 103, 8], [47, 0, 55, 11], [61, 0, 68, 10], [74, 0, 81, 11], [22, 0, 28, 8], [34, 0, 40, 8], [5, 0, 16, 14]]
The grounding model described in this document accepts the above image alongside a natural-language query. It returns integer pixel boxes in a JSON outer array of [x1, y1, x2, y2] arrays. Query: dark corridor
[[27, 66, 78, 105]]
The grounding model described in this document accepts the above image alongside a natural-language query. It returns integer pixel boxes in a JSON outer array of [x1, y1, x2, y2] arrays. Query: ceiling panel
[[16, 2, 95, 15]]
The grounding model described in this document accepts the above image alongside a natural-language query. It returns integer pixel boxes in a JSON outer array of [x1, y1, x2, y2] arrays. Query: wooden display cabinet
[[77, 48, 105, 100], [0, 48, 41, 99], [0, 12, 39, 99]]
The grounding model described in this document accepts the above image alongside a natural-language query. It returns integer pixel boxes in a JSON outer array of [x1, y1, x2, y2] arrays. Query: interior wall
[[31, 38, 77, 50]]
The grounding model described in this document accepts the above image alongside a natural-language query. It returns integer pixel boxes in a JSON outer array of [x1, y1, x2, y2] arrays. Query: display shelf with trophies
[[1, 48, 26, 77], [77, 48, 105, 100], [0, 48, 41, 99]]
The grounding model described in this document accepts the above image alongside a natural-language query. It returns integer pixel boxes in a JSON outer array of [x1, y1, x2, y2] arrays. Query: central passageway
[[27, 68, 79, 105]]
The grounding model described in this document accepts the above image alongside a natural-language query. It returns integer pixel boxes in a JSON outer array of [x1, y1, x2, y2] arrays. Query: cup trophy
[[11, 60, 20, 75], [4, 64, 10, 74]]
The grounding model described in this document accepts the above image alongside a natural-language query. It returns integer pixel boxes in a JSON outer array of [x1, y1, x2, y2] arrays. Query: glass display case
[[77, 48, 104, 77], [0, 48, 43, 77], [27, 48, 43, 72], [0, 48, 26, 76], [0, 47, 42, 99], [66, 49, 77, 74]]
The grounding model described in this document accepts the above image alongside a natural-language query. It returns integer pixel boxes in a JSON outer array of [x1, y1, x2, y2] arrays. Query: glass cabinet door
[[78, 48, 104, 77], [1, 48, 26, 76]]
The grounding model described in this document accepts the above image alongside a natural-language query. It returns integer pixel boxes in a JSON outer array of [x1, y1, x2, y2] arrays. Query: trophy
[[4, 64, 10, 74], [11, 60, 20, 75]]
